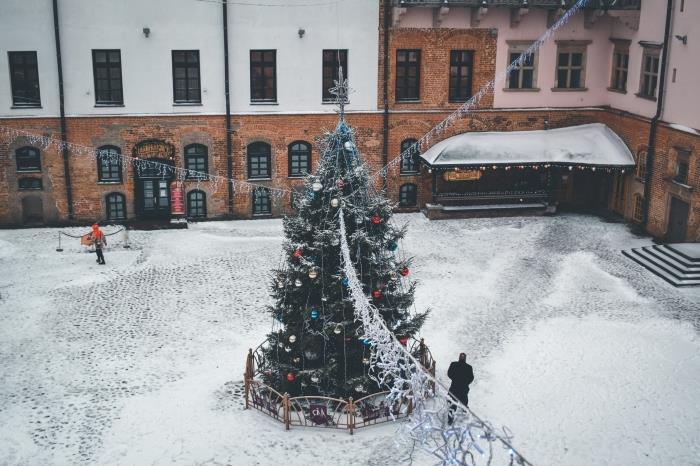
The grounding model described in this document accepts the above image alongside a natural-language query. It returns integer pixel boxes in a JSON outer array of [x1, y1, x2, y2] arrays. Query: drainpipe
[[641, 0, 673, 229], [52, 0, 74, 220], [223, 0, 234, 216], [381, 0, 390, 190]]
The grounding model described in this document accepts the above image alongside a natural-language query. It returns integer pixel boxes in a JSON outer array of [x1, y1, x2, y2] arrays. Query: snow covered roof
[[418, 123, 635, 168]]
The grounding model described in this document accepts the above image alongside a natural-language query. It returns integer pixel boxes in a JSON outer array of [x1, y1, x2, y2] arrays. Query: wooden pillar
[[348, 397, 354, 435], [283, 393, 290, 431]]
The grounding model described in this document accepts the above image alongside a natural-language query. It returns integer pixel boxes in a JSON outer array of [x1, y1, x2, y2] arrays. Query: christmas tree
[[260, 76, 427, 398]]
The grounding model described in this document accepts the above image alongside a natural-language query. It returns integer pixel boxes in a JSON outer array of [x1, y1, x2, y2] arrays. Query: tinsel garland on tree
[[260, 120, 428, 398]]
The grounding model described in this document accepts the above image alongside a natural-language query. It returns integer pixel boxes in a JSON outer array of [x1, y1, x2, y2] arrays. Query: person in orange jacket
[[89, 223, 107, 265]]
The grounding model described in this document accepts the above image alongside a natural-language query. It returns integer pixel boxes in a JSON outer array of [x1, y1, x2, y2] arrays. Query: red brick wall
[[384, 28, 497, 111]]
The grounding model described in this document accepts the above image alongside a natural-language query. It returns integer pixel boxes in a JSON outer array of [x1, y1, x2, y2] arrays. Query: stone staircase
[[622, 243, 700, 287]]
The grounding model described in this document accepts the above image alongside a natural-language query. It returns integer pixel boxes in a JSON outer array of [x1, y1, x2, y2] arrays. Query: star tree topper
[[328, 66, 351, 121]]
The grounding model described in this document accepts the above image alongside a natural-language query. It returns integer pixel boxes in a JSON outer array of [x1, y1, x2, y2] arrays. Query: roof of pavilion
[[418, 123, 636, 168]]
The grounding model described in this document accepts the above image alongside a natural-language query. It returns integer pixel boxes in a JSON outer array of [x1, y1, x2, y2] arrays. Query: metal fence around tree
[[244, 337, 436, 434]]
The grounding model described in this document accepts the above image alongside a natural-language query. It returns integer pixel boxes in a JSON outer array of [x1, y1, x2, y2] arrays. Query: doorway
[[21, 195, 43, 224], [666, 197, 689, 243], [134, 158, 174, 218]]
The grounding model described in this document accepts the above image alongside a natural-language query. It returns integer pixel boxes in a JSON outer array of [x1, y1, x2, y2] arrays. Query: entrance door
[[666, 197, 689, 243], [139, 179, 170, 218], [21, 196, 43, 224]]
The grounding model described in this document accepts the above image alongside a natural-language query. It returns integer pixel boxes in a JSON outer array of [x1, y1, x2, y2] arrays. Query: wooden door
[[666, 197, 689, 243]]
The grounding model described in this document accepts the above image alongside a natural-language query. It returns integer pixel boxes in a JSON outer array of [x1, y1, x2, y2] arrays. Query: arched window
[[15, 147, 41, 172], [247, 142, 271, 179], [253, 187, 271, 215], [96, 145, 122, 182], [636, 150, 647, 181], [187, 190, 207, 218], [288, 141, 311, 177], [105, 192, 126, 220], [184, 144, 208, 179], [400, 139, 420, 174], [399, 183, 417, 207]]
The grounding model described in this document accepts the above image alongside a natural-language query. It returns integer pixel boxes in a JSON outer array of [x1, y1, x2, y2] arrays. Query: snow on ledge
[[419, 123, 636, 168]]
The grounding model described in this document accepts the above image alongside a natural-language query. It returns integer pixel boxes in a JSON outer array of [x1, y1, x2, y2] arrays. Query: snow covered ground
[[0, 213, 698, 466]]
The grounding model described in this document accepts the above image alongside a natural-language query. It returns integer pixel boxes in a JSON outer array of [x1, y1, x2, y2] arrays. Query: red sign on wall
[[171, 181, 185, 216]]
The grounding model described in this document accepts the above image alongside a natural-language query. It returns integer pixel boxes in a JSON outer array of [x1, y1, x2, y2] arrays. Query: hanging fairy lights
[[338, 211, 531, 466], [0, 125, 293, 201], [370, 0, 592, 184]]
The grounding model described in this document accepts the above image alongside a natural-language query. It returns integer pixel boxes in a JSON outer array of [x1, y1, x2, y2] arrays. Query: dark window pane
[[172, 50, 201, 103], [557, 69, 568, 88], [9, 51, 41, 106], [93, 50, 123, 104], [558, 53, 569, 66], [571, 53, 582, 66], [16, 147, 41, 172], [570, 69, 581, 88], [106, 193, 126, 220], [522, 69, 533, 88]]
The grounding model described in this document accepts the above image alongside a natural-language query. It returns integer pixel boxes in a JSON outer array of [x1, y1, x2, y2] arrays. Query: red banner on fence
[[170, 181, 185, 215]]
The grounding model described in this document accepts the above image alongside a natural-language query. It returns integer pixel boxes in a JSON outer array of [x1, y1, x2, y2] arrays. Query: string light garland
[[338, 211, 531, 466], [0, 125, 293, 201], [369, 0, 591, 185]]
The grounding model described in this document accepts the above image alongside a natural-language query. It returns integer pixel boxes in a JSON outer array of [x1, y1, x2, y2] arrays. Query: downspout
[[52, 0, 74, 220], [641, 0, 673, 229], [381, 0, 390, 190], [223, 0, 234, 216]]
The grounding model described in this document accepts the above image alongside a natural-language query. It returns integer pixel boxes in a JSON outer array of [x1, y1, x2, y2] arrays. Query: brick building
[[0, 0, 698, 242]]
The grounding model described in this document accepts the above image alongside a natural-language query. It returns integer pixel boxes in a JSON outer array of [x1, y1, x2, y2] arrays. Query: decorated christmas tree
[[260, 76, 427, 398]]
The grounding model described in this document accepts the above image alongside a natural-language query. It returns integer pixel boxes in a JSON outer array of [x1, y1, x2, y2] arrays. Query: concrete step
[[622, 249, 700, 287], [666, 243, 700, 263], [631, 248, 700, 281], [646, 246, 700, 274]]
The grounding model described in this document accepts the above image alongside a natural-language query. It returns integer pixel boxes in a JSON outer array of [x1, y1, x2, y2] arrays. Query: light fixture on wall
[[674, 34, 687, 45], [298, 28, 305, 39], [143, 27, 151, 38]]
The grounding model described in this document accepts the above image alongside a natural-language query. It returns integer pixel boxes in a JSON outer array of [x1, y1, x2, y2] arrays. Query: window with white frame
[[609, 40, 629, 92], [555, 42, 588, 89], [638, 44, 660, 99], [506, 42, 537, 90]]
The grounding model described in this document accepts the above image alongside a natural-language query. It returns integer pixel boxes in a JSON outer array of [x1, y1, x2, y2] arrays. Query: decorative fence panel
[[243, 337, 433, 435]]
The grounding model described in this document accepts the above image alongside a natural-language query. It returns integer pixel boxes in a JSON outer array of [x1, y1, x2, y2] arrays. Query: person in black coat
[[447, 352, 474, 425]]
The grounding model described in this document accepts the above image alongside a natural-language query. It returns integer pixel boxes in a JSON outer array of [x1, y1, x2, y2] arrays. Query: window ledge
[[253, 213, 273, 217], [551, 87, 588, 92], [670, 180, 692, 190], [635, 93, 657, 101], [18, 188, 43, 191], [322, 100, 350, 105], [173, 102, 203, 106], [97, 181, 123, 185], [400, 172, 420, 177], [16, 169, 42, 174], [185, 177, 209, 181], [502, 87, 541, 92], [288, 175, 306, 179], [607, 87, 627, 94], [95, 103, 125, 107], [395, 99, 422, 104], [250, 101, 279, 106], [248, 177, 272, 181], [11, 105, 42, 109]]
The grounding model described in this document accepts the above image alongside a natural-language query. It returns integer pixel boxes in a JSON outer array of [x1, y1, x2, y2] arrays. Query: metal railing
[[244, 337, 435, 434], [392, 0, 640, 9]]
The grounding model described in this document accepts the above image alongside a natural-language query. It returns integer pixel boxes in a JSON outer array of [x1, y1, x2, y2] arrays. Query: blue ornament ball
[[388, 241, 398, 251], [362, 338, 371, 346], [310, 309, 319, 320], [341, 277, 349, 287]]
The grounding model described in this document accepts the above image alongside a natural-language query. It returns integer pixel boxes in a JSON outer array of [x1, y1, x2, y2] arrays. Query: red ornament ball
[[372, 289, 382, 299], [371, 214, 382, 225], [400, 266, 409, 277], [335, 179, 345, 189], [286, 372, 295, 382], [398, 336, 409, 346], [293, 248, 302, 258]]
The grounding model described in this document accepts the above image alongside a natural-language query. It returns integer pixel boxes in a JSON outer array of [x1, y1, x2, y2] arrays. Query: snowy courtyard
[[1, 213, 699, 466]]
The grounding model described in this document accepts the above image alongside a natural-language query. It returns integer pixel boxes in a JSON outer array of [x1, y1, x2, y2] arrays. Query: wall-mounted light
[[143, 27, 151, 38], [298, 28, 305, 39], [674, 34, 687, 45]]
